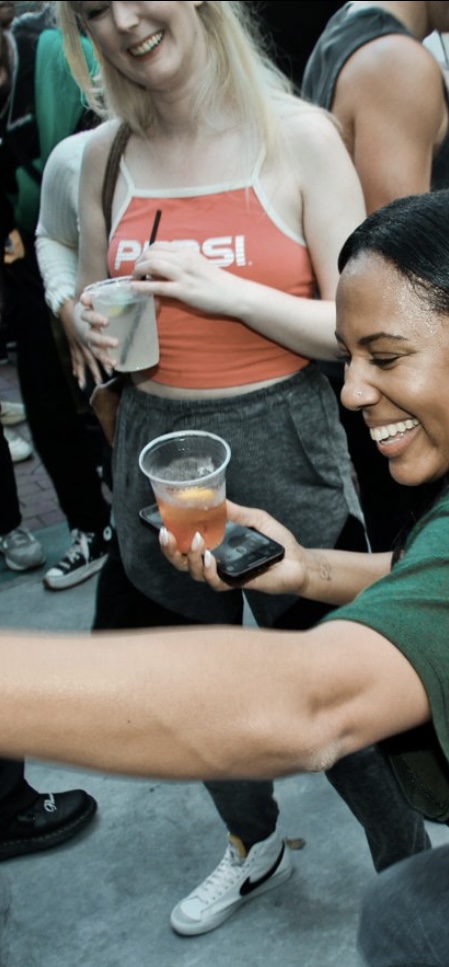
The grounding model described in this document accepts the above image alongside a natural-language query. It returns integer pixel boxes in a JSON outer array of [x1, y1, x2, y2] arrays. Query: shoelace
[[194, 843, 245, 901], [64, 530, 93, 565]]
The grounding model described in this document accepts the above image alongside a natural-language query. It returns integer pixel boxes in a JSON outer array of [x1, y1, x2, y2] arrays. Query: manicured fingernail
[[204, 550, 212, 567], [191, 531, 203, 550], [159, 527, 169, 546]]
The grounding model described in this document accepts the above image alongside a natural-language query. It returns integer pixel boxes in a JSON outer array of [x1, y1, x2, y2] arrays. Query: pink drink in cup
[[139, 431, 231, 552]]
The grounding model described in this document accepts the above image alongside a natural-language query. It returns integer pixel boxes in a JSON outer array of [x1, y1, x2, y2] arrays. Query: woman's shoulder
[[44, 129, 94, 175], [81, 119, 127, 168], [278, 95, 339, 134], [275, 96, 345, 159], [79, 119, 131, 204]]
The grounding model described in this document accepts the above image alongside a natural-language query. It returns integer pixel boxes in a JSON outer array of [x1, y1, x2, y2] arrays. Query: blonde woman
[[56, 0, 427, 937]]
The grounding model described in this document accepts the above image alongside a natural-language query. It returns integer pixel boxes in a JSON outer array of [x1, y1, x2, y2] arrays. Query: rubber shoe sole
[[0, 529, 46, 572], [170, 845, 293, 936], [1, 551, 46, 572], [44, 553, 107, 590]]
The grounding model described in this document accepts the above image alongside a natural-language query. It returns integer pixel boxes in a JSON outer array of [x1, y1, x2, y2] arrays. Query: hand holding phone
[[139, 504, 285, 584], [213, 523, 285, 584]]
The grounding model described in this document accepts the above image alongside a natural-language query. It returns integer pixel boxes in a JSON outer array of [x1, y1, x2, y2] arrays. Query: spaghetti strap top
[[107, 159, 316, 388]]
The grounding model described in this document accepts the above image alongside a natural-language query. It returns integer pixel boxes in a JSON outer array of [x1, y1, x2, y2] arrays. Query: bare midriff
[[132, 369, 302, 398]]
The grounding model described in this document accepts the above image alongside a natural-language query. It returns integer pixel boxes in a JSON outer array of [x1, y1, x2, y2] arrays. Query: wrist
[[299, 548, 332, 602]]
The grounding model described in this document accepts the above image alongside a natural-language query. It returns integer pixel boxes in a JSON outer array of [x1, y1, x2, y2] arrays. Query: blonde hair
[[56, 1, 305, 155]]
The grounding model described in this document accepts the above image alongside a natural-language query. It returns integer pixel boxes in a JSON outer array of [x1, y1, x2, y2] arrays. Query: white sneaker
[[0, 527, 46, 571], [4, 428, 33, 463], [0, 400, 26, 426], [170, 830, 293, 936]]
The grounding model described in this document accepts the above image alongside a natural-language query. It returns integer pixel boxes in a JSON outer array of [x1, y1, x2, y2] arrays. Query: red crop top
[[108, 162, 316, 388]]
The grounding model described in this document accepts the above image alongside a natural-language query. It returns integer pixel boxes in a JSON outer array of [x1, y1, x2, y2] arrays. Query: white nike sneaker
[[170, 830, 293, 936]]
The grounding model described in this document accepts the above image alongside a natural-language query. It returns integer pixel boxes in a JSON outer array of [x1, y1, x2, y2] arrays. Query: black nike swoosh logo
[[239, 843, 285, 897]]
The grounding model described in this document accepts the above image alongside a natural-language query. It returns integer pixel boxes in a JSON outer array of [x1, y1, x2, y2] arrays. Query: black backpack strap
[[101, 121, 131, 238]]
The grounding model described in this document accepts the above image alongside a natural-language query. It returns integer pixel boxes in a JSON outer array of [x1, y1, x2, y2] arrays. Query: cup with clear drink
[[84, 275, 159, 372]]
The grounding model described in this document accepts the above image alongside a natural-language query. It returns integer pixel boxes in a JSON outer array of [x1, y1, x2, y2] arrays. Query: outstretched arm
[[0, 620, 429, 780]]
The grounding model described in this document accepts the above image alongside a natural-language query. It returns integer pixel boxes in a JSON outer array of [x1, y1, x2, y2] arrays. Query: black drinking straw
[[120, 211, 163, 365], [149, 209, 162, 245]]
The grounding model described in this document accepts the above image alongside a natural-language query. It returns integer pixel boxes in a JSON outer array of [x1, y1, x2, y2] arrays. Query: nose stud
[[355, 390, 363, 398]]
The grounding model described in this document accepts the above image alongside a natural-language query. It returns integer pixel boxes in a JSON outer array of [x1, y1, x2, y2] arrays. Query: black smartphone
[[139, 504, 285, 584], [139, 503, 164, 530], [213, 523, 285, 585]]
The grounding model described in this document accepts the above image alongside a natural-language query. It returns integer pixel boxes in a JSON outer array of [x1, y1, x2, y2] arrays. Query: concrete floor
[[1, 538, 449, 967]]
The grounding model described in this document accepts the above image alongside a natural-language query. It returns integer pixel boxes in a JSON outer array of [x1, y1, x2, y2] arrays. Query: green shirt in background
[[8, 17, 97, 235]]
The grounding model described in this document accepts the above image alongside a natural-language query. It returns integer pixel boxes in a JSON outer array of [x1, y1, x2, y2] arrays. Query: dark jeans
[[4, 241, 110, 535], [205, 747, 430, 866], [327, 747, 430, 872], [0, 421, 21, 535], [358, 844, 449, 966], [0, 759, 39, 828], [92, 528, 244, 631]]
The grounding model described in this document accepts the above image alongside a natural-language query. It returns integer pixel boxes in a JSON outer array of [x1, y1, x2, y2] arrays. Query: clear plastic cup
[[139, 430, 231, 552], [84, 276, 159, 372]]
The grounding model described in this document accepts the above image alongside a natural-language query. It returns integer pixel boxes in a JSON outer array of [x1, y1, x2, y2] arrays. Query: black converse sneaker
[[43, 528, 110, 591]]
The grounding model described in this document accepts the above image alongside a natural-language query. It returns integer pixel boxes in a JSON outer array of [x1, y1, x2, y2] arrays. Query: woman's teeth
[[370, 418, 419, 443], [130, 31, 163, 57]]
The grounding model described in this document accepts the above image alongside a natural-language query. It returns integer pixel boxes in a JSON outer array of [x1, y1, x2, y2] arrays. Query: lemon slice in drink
[[106, 304, 127, 317], [99, 288, 132, 317], [178, 486, 216, 506]]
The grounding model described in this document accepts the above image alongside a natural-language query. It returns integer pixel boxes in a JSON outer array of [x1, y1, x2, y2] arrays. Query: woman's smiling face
[[80, 1, 206, 94], [336, 252, 449, 487]]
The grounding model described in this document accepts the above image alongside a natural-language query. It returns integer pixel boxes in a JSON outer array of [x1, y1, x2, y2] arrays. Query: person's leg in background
[[169, 528, 354, 938], [49, 312, 107, 481], [93, 528, 262, 940], [0, 419, 45, 571], [0, 341, 98, 856], [4, 242, 112, 590], [326, 747, 430, 873], [92, 526, 217, 631], [358, 844, 449, 967], [0, 758, 97, 861]]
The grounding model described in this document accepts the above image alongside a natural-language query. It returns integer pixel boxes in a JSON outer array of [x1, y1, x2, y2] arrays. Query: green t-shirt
[[12, 27, 97, 235], [322, 487, 449, 821]]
